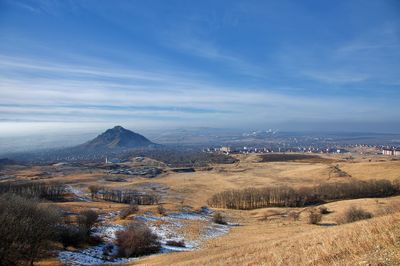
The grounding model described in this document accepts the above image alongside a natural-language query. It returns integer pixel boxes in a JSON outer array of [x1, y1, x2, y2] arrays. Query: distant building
[[382, 148, 400, 156], [336, 149, 349, 154], [220, 146, 231, 153], [105, 157, 122, 164]]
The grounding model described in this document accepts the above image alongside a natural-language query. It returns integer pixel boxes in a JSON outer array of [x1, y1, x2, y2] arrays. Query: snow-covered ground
[[59, 211, 130, 266], [136, 208, 233, 253], [59, 208, 233, 265], [59, 244, 131, 266]]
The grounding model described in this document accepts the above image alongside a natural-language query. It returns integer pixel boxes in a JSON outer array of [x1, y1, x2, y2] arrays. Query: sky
[[0, 0, 400, 136]]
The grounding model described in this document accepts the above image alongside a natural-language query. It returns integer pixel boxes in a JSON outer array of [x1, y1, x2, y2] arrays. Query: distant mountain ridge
[[80, 126, 155, 150]]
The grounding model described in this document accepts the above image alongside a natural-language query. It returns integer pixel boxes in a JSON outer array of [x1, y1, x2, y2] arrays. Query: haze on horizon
[[1, 0, 400, 136]]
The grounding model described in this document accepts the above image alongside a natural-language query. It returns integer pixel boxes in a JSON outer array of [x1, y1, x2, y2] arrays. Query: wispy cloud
[[1, 0, 399, 133], [162, 34, 268, 78], [0, 54, 397, 128], [301, 70, 369, 84]]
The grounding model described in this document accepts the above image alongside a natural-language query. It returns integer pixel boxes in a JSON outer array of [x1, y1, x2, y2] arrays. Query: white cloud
[[0, 54, 398, 131]]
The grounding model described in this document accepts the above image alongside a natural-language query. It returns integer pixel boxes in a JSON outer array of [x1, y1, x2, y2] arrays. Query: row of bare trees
[[0, 181, 65, 200], [208, 179, 400, 210], [89, 185, 160, 205]]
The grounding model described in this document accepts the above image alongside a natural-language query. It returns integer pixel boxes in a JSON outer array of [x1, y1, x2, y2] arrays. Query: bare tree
[[0, 194, 61, 265], [78, 210, 98, 236]]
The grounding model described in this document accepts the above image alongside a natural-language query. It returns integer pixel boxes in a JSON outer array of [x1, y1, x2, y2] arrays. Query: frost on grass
[[58, 212, 130, 266], [59, 208, 233, 265], [136, 208, 233, 253], [59, 244, 130, 266]]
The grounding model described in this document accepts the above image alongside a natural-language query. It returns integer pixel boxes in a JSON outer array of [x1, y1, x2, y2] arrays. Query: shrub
[[166, 240, 185, 247], [319, 206, 330, 214], [88, 185, 100, 199], [79, 210, 98, 228], [213, 212, 227, 225], [339, 206, 373, 224], [58, 225, 87, 248], [376, 202, 400, 216], [157, 204, 166, 215], [288, 211, 300, 221], [78, 210, 98, 235], [116, 222, 161, 257], [120, 203, 139, 219], [308, 209, 322, 224], [0, 194, 61, 265]]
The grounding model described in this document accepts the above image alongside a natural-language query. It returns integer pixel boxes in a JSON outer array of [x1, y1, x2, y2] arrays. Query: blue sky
[[0, 0, 400, 135]]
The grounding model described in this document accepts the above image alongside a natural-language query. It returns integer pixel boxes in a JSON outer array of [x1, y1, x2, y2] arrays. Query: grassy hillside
[[136, 197, 400, 265], [5, 153, 400, 265]]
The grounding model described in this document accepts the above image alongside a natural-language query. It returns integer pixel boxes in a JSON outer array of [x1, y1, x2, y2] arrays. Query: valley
[[1, 127, 400, 266], [2, 2, 399, 264], [2, 147, 400, 265]]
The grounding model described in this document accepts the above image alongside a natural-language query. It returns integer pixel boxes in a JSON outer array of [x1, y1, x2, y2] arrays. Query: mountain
[[80, 126, 155, 150]]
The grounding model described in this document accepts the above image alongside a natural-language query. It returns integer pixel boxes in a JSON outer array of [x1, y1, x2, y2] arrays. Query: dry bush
[[157, 204, 166, 215], [58, 224, 87, 248], [88, 185, 100, 199], [308, 209, 322, 224], [0, 193, 61, 265], [319, 206, 330, 214], [120, 203, 139, 219], [338, 206, 373, 224], [376, 201, 400, 216], [288, 211, 300, 221], [213, 212, 227, 225], [78, 210, 98, 233], [166, 240, 185, 247], [116, 222, 161, 257], [59, 210, 99, 248]]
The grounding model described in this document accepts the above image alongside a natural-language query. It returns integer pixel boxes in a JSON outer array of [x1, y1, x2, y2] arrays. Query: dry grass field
[[7, 154, 400, 207], [134, 195, 400, 265], [3, 153, 400, 265], [135, 206, 400, 266]]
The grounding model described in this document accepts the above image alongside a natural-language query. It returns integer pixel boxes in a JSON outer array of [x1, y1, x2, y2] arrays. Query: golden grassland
[[43, 154, 400, 208], [7, 153, 400, 265], [135, 197, 400, 266]]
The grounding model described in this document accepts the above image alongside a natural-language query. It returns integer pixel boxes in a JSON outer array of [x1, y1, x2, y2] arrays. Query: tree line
[[0, 181, 65, 200], [89, 186, 160, 205], [208, 179, 400, 210]]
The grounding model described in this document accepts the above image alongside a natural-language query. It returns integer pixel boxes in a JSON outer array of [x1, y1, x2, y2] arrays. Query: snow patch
[[59, 209, 232, 265], [59, 244, 132, 266]]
